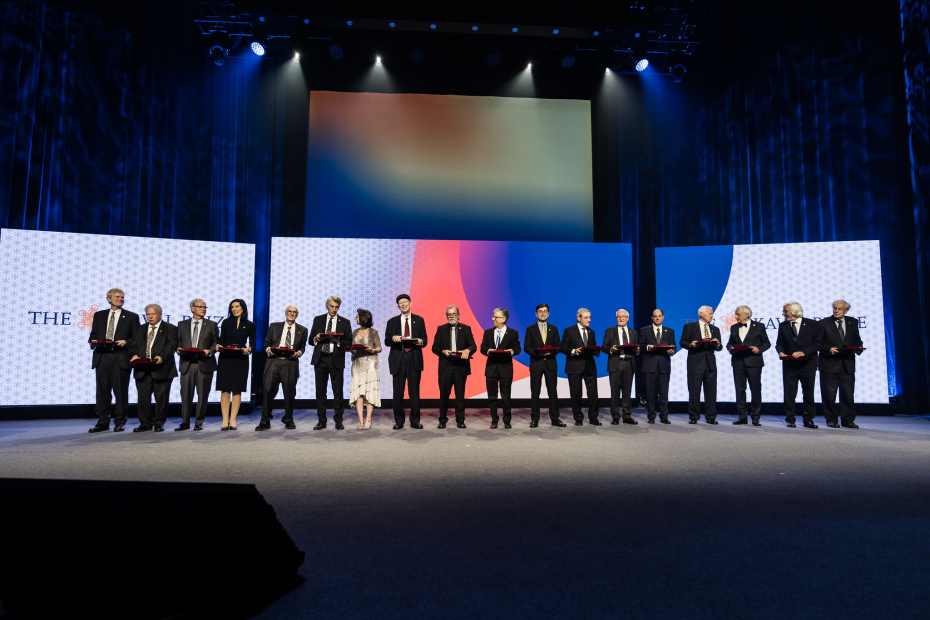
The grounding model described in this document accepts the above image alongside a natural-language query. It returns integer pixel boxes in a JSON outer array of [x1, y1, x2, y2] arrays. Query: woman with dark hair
[[216, 299, 255, 430], [350, 308, 381, 429]]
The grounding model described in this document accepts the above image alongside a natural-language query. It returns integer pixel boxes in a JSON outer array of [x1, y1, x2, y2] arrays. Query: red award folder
[[129, 358, 156, 365], [320, 332, 342, 338], [728, 346, 750, 351], [344, 344, 366, 351], [536, 345, 560, 354], [780, 354, 806, 361], [840, 346, 866, 352], [270, 347, 296, 356], [400, 337, 419, 342], [90, 339, 116, 348], [582, 346, 602, 356], [697, 338, 717, 345], [449, 351, 465, 357], [616, 344, 640, 351], [487, 349, 512, 354], [651, 344, 673, 349], [217, 345, 241, 351], [179, 347, 202, 354]]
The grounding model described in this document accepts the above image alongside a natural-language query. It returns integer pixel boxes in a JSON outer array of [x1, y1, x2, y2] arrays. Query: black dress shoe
[[411, 423, 424, 429], [490, 423, 498, 429], [589, 421, 603, 426], [175, 424, 190, 431], [803, 421, 819, 429], [193, 424, 204, 431], [392, 424, 404, 429], [154, 425, 164, 432], [752, 421, 762, 426], [733, 419, 748, 425], [504, 423, 512, 429], [313, 423, 327, 430], [88, 426, 109, 433], [826, 421, 841, 428], [787, 423, 797, 428], [335, 424, 345, 430], [841, 422, 860, 429], [221, 426, 229, 431], [647, 419, 656, 424], [113, 424, 125, 432], [623, 418, 639, 425], [457, 422, 466, 429], [610, 419, 620, 425], [689, 420, 698, 424], [255, 423, 271, 431], [529, 421, 539, 428], [438, 423, 447, 429], [285, 422, 297, 430], [574, 421, 583, 426], [707, 420, 719, 425], [660, 419, 671, 424], [551, 420, 567, 427], [133, 426, 152, 433]]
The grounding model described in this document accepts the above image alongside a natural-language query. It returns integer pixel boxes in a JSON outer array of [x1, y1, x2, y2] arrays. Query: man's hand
[[416, 338, 423, 346], [461, 351, 470, 360], [154, 356, 163, 364], [611, 344, 620, 352], [712, 338, 720, 345], [691, 341, 699, 348], [130, 355, 139, 362], [792, 351, 805, 358], [750, 346, 759, 354], [393, 335, 401, 343], [266, 347, 273, 356], [292, 350, 300, 358], [442, 349, 451, 357], [116, 340, 127, 347], [202, 349, 210, 356], [314, 333, 321, 343], [574, 347, 583, 355], [667, 348, 674, 355], [242, 347, 251, 355], [509, 349, 516, 355], [176, 348, 183, 354], [829, 347, 839, 355], [647, 345, 653, 351]]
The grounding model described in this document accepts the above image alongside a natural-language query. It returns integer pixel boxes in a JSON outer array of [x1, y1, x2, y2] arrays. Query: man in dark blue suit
[[726, 305, 771, 426], [384, 294, 427, 429], [775, 302, 823, 428], [309, 295, 353, 430], [818, 300, 864, 429], [680, 306, 723, 424], [638, 309, 677, 424]]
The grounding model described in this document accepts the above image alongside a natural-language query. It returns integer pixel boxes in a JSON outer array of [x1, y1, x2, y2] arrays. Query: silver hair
[[698, 305, 713, 315], [285, 305, 299, 313], [833, 299, 850, 311], [144, 304, 162, 314], [189, 298, 204, 309], [446, 305, 459, 315], [577, 307, 591, 318], [616, 309, 630, 317], [326, 295, 342, 306], [736, 305, 753, 318], [785, 302, 803, 318], [493, 307, 509, 322], [106, 288, 125, 299]]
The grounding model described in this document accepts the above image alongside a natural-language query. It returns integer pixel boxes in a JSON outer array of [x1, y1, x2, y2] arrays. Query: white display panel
[[0, 230, 255, 405]]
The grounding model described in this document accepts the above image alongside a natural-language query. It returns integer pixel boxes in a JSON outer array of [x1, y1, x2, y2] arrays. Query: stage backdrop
[[269, 238, 633, 400], [305, 91, 594, 242], [0, 230, 255, 406], [655, 240, 889, 403]]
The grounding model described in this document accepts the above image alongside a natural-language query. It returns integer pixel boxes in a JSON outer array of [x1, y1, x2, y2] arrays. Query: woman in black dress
[[216, 299, 255, 430]]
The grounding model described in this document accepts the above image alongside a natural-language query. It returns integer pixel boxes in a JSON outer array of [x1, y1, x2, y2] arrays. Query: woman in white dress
[[350, 309, 382, 429]]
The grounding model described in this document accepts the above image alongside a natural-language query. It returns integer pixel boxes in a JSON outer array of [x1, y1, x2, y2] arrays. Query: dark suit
[[88, 308, 140, 428], [524, 322, 561, 423], [726, 321, 771, 421], [431, 323, 478, 424], [132, 322, 179, 427], [480, 327, 522, 425], [775, 318, 823, 424], [262, 321, 308, 424], [309, 313, 353, 425], [819, 315, 863, 424], [177, 318, 220, 426], [385, 314, 428, 426], [602, 325, 638, 420], [638, 325, 677, 422], [680, 321, 723, 422], [561, 324, 599, 423]]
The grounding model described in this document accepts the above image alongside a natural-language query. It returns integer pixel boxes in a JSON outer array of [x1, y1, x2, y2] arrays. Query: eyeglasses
[[446, 314, 458, 317], [193, 305, 207, 309]]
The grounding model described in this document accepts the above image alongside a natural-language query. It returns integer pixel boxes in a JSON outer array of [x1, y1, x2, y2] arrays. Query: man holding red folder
[[480, 308, 521, 428]]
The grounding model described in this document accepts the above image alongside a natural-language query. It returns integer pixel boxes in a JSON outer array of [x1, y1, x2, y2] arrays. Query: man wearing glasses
[[176, 298, 219, 431], [431, 305, 478, 428]]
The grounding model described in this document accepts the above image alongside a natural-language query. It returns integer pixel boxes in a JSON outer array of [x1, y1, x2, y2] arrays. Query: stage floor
[[2, 409, 929, 619]]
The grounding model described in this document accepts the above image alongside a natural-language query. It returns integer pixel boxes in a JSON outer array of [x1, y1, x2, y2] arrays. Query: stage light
[[258, 16, 265, 22], [671, 63, 687, 83], [593, 30, 600, 36], [553, 29, 559, 34], [430, 24, 436, 29], [376, 55, 382, 65], [472, 26, 478, 31], [487, 52, 502, 66], [560, 55, 575, 69], [512, 27, 519, 33], [294, 53, 300, 60], [409, 49, 424, 62], [605, 67, 611, 74], [210, 45, 226, 66], [389, 22, 395, 27], [634, 31, 641, 38], [635, 58, 648, 72], [329, 44, 344, 59], [303, 18, 309, 25], [346, 20, 353, 26], [526, 62, 532, 70], [251, 41, 265, 56]]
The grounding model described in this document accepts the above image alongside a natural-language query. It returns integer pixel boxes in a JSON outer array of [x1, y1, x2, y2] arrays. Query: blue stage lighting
[[634, 31, 641, 38], [560, 55, 575, 69], [303, 19, 309, 25], [329, 44, 344, 59], [251, 41, 265, 56], [389, 22, 395, 27], [472, 26, 478, 31], [258, 16, 265, 23], [487, 53, 502, 66], [512, 27, 519, 33], [635, 58, 649, 72], [593, 30, 600, 36], [346, 20, 353, 26], [430, 24, 436, 29], [553, 29, 559, 34]]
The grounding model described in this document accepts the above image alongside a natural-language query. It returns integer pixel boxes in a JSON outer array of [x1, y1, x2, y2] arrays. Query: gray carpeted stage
[[2, 409, 928, 619]]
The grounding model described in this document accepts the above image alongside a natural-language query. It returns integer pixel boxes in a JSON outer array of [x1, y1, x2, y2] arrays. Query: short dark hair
[[535, 303, 550, 312], [357, 309, 373, 328], [228, 299, 249, 320]]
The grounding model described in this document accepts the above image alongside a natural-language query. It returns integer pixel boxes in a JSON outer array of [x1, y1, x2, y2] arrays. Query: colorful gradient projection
[[269, 238, 633, 400], [305, 92, 594, 241]]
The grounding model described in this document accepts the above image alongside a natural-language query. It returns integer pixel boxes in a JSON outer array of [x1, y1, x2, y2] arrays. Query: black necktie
[[621, 328, 628, 345], [837, 319, 845, 341], [325, 316, 334, 353], [791, 321, 799, 344], [582, 328, 588, 347], [285, 326, 292, 348]]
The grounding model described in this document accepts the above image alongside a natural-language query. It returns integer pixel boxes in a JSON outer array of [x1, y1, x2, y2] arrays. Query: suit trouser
[[783, 365, 817, 423], [136, 373, 172, 427], [314, 353, 345, 424], [733, 363, 763, 421], [608, 360, 635, 419], [94, 353, 131, 427], [687, 366, 718, 421], [530, 369, 560, 422], [262, 358, 299, 423], [568, 370, 599, 422], [820, 370, 856, 423], [180, 365, 213, 425], [486, 371, 513, 425], [439, 366, 467, 424], [644, 371, 670, 421], [392, 353, 421, 425]]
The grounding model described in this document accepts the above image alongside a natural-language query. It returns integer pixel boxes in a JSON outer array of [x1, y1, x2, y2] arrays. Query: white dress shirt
[[494, 327, 507, 349], [145, 321, 162, 358], [738, 321, 750, 342], [654, 325, 663, 340], [790, 319, 802, 335], [106, 309, 122, 338], [277, 323, 296, 348], [617, 325, 632, 357], [190, 319, 202, 345], [699, 319, 713, 339]]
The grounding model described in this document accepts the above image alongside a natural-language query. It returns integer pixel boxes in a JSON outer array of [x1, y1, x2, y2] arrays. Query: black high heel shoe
[[221, 425, 229, 431]]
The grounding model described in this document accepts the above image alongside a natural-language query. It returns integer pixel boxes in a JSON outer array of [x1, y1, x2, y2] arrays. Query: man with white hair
[[561, 308, 601, 425], [431, 305, 477, 428], [176, 298, 219, 431], [258, 305, 308, 431], [309, 295, 352, 430], [775, 302, 823, 428], [818, 300, 863, 429], [602, 309, 639, 424], [130, 304, 178, 432], [680, 306, 723, 424], [727, 305, 770, 425]]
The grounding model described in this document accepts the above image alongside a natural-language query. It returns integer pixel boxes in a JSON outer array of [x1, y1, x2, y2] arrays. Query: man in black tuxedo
[[88, 288, 140, 433], [638, 309, 677, 424], [258, 305, 308, 430], [431, 305, 477, 428], [130, 304, 178, 432], [727, 305, 771, 426], [561, 308, 600, 426], [523, 303, 564, 427], [480, 308, 522, 429], [309, 295, 353, 430], [176, 299, 219, 431], [680, 305, 724, 424], [819, 300, 864, 429], [775, 302, 823, 428], [602, 309, 639, 425], [385, 294, 427, 429]]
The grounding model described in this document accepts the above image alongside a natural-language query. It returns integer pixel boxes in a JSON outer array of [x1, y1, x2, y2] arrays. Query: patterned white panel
[[269, 238, 417, 399], [664, 240, 888, 404], [0, 229, 255, 405]]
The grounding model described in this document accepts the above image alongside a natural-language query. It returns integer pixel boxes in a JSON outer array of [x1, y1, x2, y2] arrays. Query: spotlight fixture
[[512, 27, 519, 33], [303, 18, 309, 25], [329, 44, 344, 59], [526, 62, 532, 70], [560, 55, 575, 69], [472, 26, 478, 31], [389, 22, 395, 27], [250, 41, 265, 56], [376, 55, 382, 65], [346, 20, 353, 26], [210, 45, 226, 66], [593, 30, 600, 36], [553, 29, 559, 34], [669, 51, 687, 83], [605, 67, 611, 74], [671, 63, 686, 82], [258, 16, 265, 22], [294, 52, 300, 60], [430, 24, 436, 29], [487, 52, 502, 66], [634, 58, 649, 72]]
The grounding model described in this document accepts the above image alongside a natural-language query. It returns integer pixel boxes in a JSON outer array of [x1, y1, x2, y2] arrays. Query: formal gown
[[350, 328, 382, 407], [216, 317, 255, 393]]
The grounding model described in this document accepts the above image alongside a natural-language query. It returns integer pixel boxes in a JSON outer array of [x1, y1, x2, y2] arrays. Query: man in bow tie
[[818, 300, 863, 429], [726, 305, 770, 426], [431, 305, 477, 428]]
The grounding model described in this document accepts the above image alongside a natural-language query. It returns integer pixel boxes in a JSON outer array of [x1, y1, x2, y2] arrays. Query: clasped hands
[[690, 338, 720, 348], [392, 336, 423, 346], [130, 355, 162, 363], [645, 345, 675, 354], [442, 350, 470, 359]]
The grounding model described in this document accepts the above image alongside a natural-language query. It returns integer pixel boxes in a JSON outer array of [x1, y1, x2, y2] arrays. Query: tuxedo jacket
[[775, 318, 822, 372], [561, 324, 598, 376], [264, 322, 309, 375], [818, 315, 863, 374], [89, 308, 140, 370], [524, 323, 561, 373], [309, 313, 353, 369], [726, 321, 771, 368], [680, 321, 724, 372], [385, 314, 427, 374], [431, 323, 478, 376], [602, 325, 639, 373], [638, 325, 677, 374], [177, 318, 220, 374], [480, 327, 522, 378], [132, 322, 179, 380]]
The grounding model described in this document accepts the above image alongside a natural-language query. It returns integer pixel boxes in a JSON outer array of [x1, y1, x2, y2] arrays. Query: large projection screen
[[655, 241, 889, 403], [305, 91, 594, 242], [269, 238, 633, 400], [0, 230, 256, 406]]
